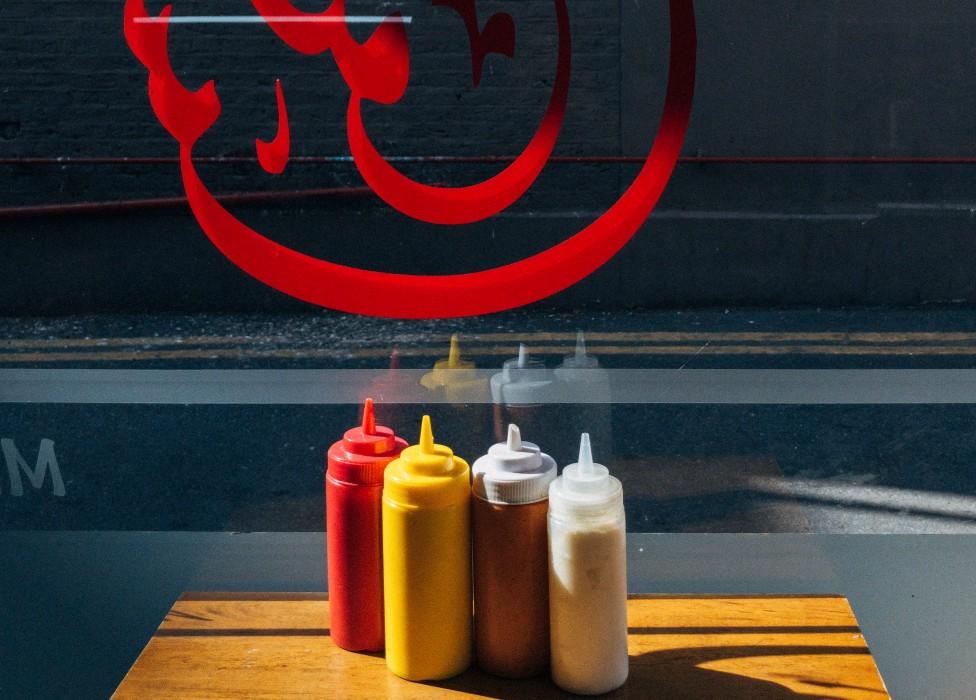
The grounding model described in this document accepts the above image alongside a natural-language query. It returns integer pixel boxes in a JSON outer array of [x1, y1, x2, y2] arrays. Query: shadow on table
[[423, 643, 875, 700]]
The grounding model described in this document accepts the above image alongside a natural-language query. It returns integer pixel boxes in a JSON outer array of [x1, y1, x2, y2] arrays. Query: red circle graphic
[[124, 0, 697, 318]]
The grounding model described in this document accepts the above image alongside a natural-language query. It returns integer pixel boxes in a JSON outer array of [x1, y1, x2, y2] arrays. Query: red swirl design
[[124, 0, 696, 318]]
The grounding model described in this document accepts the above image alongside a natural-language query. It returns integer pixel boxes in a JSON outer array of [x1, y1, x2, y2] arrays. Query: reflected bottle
[[553, 332, 613, 462], [382, 416, 472, 680], [490, 344, 555, 444], [421, 334, 490, 404], [421, 334, 492, 455], [366, 348, 413, 430], [548, 433, 629, 694], [326, 398, 407, 651], [472, 424, 557, 678]]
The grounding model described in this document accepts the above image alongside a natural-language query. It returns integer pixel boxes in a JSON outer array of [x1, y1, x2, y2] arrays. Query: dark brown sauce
[[472, 495, 550, 679]]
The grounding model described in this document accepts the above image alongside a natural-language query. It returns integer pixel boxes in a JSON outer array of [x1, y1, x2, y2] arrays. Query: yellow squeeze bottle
[[382, 416, 472, 680]]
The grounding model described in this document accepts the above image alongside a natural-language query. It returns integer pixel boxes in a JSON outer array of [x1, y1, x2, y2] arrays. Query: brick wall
[[0, 1, 620, 207]]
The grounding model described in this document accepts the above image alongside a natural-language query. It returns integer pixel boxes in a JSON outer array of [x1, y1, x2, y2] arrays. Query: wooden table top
[[113, 593, 888, 699]]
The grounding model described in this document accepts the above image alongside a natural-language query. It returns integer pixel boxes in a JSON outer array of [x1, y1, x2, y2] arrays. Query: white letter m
[[2, 438, 65, 497]]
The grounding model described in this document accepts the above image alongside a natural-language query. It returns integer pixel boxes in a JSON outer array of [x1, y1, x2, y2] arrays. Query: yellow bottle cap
[[420, 335, 489, 402], [421, 335, 477, 386], [384, 416, 471, 508], [443, 334, 475, 370]]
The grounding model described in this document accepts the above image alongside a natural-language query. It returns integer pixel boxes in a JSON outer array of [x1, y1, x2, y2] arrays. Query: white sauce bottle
[[547, 433, 628, 695]]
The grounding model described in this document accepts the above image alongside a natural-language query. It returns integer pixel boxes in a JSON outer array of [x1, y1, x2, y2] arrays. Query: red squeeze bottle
[[327, 398, 407, 651]]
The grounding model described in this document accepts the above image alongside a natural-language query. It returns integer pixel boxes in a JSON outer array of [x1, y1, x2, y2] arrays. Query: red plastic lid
[[327, 398, 407, 485]]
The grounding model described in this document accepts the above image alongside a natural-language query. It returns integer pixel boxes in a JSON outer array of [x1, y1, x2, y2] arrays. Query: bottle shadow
[[421, 644, 874, 699]]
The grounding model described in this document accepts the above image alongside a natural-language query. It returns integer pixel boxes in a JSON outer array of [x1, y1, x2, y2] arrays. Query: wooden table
[[113, 593, 888, 699]]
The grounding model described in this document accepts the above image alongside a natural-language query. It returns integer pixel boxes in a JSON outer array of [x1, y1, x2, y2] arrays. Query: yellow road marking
[[3, 331, 976, 350], [5, 344, 976, 362], [0, 335, 253, 349], [464, 331, 976, 343]]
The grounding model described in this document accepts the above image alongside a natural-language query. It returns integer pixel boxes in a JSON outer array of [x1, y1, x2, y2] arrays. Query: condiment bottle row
[[326, 400, 628, 695]]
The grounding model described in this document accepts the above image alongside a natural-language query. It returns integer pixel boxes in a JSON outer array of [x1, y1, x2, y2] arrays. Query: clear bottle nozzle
[[506, 423, 522, 451], [560, 432, 612, 498], [517, 343, 529, 368], [575, 330, 587, 359], [550, 432, 621, 517], [578, 432, 594, 476], [558, 330, 601, 371]]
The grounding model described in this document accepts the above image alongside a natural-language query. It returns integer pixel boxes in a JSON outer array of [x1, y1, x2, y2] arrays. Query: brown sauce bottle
[[471, 424, 557, 678]]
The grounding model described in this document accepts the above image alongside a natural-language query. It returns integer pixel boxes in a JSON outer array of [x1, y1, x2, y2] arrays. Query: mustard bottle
[[382, 415, 472, 680]]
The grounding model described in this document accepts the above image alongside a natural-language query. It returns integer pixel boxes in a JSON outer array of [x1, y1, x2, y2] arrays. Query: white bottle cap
[[490, 344, 554, 405], [549, 433, 623, 518], [559, 331, 601, 370], [472, 424, 557, 505]]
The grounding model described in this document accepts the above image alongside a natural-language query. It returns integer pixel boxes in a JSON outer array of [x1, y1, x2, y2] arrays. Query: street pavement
[[2, 307, 976, 532]]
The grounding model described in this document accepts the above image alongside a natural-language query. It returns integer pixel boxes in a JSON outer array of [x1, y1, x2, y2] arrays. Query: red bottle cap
[[327, 398, 407, 485]]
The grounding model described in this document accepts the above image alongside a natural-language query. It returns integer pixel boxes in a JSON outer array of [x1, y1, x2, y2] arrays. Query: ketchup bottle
[[326, 398, 407, 651]]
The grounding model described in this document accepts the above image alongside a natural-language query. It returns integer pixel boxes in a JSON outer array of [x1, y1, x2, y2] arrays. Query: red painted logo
[[124, 0, 696, 318]]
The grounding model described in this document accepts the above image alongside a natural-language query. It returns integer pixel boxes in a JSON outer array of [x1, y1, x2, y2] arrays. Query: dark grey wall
[[2, 1, 976, 313]]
